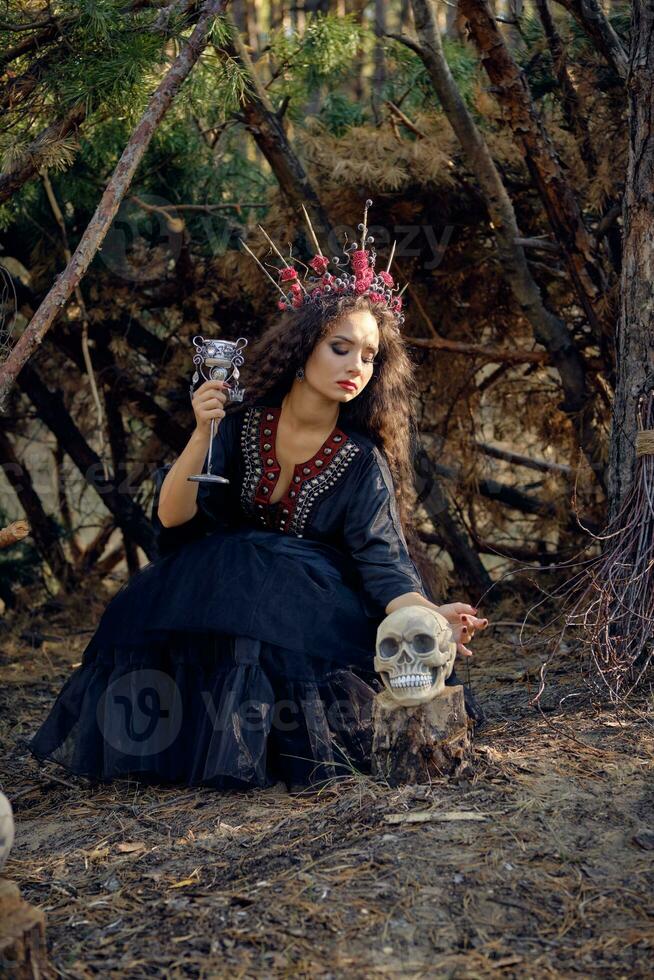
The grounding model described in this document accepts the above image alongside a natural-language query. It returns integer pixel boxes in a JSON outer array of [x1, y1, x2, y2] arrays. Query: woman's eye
[[331, 345, 377, 364]]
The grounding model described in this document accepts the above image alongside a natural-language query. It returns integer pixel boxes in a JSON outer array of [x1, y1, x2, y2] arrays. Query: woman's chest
[[238, 405, 362, 537]]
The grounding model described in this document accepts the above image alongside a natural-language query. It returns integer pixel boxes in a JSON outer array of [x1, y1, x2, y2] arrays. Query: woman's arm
[[158, 379, 227, 528], [157, 430, 211, 527], [385, 591, 434, 616]]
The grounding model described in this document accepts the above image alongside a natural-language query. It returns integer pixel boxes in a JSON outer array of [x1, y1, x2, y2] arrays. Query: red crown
[[239, 199, 406, 327]]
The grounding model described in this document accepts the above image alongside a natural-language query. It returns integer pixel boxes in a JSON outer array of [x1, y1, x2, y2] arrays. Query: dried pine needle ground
[[1, 595, 653, 979]]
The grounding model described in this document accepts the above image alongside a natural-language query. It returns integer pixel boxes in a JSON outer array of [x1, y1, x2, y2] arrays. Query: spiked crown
[[239, 199, 407, 327]]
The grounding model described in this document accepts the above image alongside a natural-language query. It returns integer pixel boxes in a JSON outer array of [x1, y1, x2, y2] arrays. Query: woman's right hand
[[192, 380, 228, 436]]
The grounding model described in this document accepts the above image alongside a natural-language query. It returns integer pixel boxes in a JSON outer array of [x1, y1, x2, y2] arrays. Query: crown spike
[[258, 225, 308, 296], [301, 204, 324, 257], [386, 240, 397, 274], [360, 198, 373, 250], [238, 239, 288, 300]]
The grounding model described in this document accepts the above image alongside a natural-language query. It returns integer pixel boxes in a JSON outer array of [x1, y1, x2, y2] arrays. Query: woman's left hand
[[434, 602, 489, 659]]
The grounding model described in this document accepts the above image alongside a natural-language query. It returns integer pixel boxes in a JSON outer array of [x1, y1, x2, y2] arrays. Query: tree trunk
[[218, 15, 336, 246], [0, 0, 229, 412], [553, 0, 628, 82], [404, 0, 606, 489], [0, 879, 49, 979], [0, 426, 78, 590], [607, 0, 654, 516], [459, 0, 608, 340], [18, 364, 159, 560], [371, 686, 472, 785], [372, 0, 387, 124]]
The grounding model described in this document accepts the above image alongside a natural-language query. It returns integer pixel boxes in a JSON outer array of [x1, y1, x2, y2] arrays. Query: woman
[[26, 214, 488, 792]]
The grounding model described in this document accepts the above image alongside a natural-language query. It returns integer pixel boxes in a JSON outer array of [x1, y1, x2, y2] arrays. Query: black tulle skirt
[[26, 527, 385, 791]]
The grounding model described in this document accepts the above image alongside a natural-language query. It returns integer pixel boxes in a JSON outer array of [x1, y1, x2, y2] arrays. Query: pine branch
[[0, 0, 231, 412]]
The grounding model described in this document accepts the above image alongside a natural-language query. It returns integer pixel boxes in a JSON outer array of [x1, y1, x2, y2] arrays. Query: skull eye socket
[[411, 633, 435, 654], [378, 637, 400, 659]]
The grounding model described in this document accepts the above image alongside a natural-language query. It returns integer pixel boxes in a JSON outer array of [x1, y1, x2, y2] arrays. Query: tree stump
[[0, 879, 49, 978], [371, 684, 472, 786]]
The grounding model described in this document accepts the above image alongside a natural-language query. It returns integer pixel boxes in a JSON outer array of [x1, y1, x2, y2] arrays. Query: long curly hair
[[228, 292, 439, 602]]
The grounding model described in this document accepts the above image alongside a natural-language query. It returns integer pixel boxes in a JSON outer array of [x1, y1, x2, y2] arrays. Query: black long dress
[[26, 392, 440, 791]]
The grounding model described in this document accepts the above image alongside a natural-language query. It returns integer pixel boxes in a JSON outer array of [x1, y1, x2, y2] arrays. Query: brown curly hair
[[228, 292, 439, 602]]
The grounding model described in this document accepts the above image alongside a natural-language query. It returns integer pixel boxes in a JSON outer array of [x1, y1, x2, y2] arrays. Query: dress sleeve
[[342, 447, 426, 618], [150, 413, 238, 558]]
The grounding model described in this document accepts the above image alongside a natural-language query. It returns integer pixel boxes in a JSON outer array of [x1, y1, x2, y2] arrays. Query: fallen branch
[[406, 335, 549, 364], [475, 441, 573, 475]]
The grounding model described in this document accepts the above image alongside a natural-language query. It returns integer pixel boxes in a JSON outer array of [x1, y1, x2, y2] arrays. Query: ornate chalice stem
[[188, 335, 248, 485]]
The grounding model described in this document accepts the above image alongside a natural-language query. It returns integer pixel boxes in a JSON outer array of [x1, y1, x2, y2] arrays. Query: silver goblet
[[188, 335, 248, 484]]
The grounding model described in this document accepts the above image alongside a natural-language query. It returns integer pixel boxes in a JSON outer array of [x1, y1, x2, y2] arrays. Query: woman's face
[[303, 309, 380, 402]]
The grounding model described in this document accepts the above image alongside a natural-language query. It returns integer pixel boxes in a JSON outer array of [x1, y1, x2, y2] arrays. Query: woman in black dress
[[27, 215, 488, 791]]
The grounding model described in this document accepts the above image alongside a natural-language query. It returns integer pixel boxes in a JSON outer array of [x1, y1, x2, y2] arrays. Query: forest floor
[[1, 588, 653, 979]]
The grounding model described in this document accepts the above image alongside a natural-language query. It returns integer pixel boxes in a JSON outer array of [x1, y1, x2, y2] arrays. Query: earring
[[295, 367, 305, 381]]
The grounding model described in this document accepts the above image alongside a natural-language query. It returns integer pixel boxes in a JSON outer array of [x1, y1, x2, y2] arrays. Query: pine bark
[[371, 686, 472, 785], [607, 1, 654, 515], [0, 879, 49, 979]]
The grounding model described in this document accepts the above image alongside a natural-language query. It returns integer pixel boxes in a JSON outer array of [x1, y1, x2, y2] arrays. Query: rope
[[636, 429, 654, 457]]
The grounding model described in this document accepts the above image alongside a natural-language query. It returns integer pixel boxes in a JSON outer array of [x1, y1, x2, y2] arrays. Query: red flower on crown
[[378, 270, 394, 287], [309, 255, 329, 275], [280, 266, 298, 282], [351, 250, 370, 275]]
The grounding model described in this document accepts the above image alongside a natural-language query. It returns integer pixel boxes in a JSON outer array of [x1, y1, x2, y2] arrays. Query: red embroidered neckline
[[253, 405, 349, 528]]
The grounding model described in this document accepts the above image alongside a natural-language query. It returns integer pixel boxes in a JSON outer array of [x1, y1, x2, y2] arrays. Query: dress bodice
[[151, 396, 430, 617], [239, 403, 362, 537]]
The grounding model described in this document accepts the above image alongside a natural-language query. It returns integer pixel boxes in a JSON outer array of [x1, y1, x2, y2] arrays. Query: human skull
[[374, 606, 457, 706]]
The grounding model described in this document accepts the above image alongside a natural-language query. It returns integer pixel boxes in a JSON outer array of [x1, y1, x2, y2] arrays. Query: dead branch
[[475, 441, 573, 475], [406, 335, 549, 364], [553, 0, 628, 81]]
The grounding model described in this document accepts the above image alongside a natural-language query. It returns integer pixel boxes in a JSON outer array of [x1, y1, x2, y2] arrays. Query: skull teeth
[[389, 674, 433, 689]]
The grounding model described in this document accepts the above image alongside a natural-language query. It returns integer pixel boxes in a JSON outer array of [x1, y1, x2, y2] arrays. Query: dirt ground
[[1, 590, 653, 979]]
